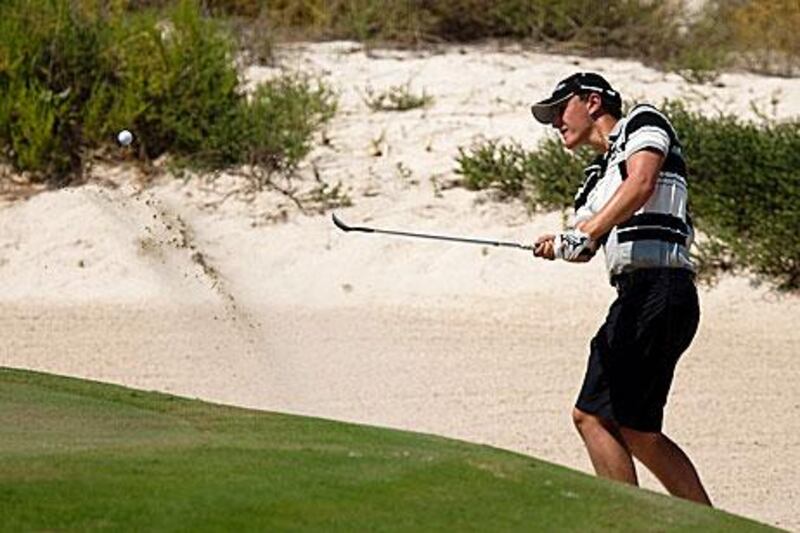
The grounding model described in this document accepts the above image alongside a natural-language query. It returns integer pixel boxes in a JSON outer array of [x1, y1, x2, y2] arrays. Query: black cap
[[531, 72, 621, 124]]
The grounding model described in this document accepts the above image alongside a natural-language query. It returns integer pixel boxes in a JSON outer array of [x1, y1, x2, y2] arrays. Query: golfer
[[530, 72, 711, 505]]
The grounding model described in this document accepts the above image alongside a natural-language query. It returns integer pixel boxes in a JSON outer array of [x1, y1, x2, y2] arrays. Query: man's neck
[[588, 114, 619, 153]]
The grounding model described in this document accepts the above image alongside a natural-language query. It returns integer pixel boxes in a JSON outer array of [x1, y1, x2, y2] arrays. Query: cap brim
[[530, 93, 572, 124]]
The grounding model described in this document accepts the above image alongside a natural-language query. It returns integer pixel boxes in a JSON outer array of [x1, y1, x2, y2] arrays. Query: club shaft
[[362, 227, 532, 250], [332, 213, 533, 251]]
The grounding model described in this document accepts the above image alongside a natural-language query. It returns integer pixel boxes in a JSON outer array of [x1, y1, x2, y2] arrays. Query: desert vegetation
[[131, 1, 800, 79], [2, 0, 798, 184], [0, 0, 336, 186], [363, 82, 433, 112]]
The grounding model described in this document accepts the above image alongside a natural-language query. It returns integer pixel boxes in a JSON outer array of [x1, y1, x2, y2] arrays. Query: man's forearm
[[579, 149, 664, 241]]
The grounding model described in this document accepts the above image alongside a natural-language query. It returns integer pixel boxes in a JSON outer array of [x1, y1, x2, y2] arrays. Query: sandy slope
[[2, 43, 799, 530]]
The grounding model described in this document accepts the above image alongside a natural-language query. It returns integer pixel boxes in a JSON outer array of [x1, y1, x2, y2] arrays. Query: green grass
[[0, 367, 777, 532]]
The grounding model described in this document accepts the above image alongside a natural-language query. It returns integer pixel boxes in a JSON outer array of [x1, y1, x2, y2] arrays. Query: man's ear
[[587, 93, 605, 120]]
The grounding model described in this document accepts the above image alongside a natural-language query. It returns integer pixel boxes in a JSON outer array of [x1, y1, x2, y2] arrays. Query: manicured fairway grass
[[0, 368, 777, 532]]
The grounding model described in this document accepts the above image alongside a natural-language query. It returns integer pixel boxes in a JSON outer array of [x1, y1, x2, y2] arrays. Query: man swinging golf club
[[531, 72, 711, 505]]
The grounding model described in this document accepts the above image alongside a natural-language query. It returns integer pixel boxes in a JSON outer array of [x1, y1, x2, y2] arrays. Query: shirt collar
[[607, 118, 624, 144]]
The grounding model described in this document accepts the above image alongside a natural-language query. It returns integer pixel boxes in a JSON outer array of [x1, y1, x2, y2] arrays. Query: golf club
[[332, 213, 534, 251]]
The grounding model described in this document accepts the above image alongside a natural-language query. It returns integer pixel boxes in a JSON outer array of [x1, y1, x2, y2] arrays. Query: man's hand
[[553, 228, 594, 261], [533, 234, 556, 260]]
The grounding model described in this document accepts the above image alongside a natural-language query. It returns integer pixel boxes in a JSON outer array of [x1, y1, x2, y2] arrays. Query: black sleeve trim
[[662, 151, 687, 177], [625, 109, 675, 145]]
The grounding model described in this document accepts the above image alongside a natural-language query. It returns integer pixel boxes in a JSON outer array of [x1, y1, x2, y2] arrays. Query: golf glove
[[554, 229, 594, 261]]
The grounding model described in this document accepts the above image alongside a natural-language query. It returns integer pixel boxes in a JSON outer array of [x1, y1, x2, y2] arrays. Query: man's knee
[[572, 407, 608, 435]]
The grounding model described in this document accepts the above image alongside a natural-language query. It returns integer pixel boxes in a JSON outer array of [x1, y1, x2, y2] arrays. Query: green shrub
[[363, 82, 433, 112], [0, 0, 115, 178], [242, 73, 337, 173], [111, 1, 246, 166], [0, 80, 65, 177], [666, 102, 800, 290], [456, 105, 800, 290], [456, 140, 533, 200], [521, 138, 594, 211], [0, 0, 335, 184], [455, 137, 591, 211]]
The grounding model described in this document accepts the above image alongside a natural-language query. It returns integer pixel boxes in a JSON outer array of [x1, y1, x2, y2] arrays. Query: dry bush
[[123, 1, 800, 80], [729, 0, 800, 76]]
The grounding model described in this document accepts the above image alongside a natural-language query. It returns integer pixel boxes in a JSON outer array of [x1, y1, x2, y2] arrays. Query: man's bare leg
[[572, 408, 638, 484], [620, 427, 712, 506]]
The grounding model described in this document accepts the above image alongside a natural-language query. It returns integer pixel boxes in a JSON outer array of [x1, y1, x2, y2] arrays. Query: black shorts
[[575, 268, 699, 432]]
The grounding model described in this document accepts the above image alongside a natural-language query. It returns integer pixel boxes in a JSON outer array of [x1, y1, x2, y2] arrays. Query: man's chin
[[562, 133, 588, 151], [562, 137, 578, 150]]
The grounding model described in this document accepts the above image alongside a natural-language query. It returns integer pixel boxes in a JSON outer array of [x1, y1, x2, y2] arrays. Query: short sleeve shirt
[[573, 104, 694, 279]]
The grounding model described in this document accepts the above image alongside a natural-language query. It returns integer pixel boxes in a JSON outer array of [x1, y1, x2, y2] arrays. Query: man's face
[[551, 94, 594, 150]]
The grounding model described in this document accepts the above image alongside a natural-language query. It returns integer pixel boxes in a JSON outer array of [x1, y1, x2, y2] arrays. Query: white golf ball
[[117, 129, 133, 146]]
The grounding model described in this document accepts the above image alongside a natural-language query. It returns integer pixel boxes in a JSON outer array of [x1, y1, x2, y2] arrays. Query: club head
[[331, 212, 351, 232]]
